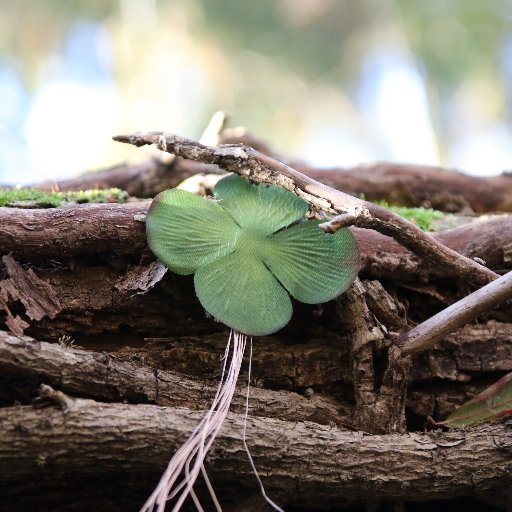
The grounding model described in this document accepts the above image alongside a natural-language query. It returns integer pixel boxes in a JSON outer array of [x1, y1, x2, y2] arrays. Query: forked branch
[[113, 132, 497, 286]]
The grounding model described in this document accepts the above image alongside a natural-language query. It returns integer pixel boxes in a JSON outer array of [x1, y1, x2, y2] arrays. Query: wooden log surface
[[1, 203, 511, 282], [0, 331, 349, 427], [1, 392, 510, 511], [1, 323, 511, 429], [301, 163, 512, 213], [2, 161, 512, 510]]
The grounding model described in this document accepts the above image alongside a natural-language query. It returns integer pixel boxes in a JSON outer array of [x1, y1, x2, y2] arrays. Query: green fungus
[[146, 174, 359, 336]]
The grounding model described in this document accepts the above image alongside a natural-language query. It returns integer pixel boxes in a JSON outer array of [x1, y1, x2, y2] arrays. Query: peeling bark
[[1, 254, 61, 321], [0, 254, 61, 335]]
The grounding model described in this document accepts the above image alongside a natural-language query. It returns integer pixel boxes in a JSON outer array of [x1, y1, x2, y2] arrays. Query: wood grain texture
[[0, 202, 149, 261], [2, 325, 512, 430]]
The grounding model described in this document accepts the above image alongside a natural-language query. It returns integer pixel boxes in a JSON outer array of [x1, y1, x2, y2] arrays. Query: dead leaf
[[432, 371, 512, 428]]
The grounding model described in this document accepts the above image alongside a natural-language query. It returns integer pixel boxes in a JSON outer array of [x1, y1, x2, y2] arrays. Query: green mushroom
[[146, 174, 360, 336]]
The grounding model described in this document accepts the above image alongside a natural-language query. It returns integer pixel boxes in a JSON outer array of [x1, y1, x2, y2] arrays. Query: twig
[[35, 383, 74, 411], [399, 270, 512, 355], [113, 132, 497, 285]]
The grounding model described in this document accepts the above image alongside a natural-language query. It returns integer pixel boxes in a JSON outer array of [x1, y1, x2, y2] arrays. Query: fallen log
[[0, 331, 349, 426], [1, 203, 511, 280], [1, 392, 510, 511], [0, 202, 149, 260], [302, 163, 512, 213], [32, 151, 512, 213]]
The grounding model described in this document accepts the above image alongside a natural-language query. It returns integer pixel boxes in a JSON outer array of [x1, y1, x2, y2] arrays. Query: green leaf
[[146, 189, 241, 275], [194, 251, 292, 336], [264, 221, 359, 304], [432, 371, 512, 428], [214, 174, 308, 236], [146, 178, 360, 335]]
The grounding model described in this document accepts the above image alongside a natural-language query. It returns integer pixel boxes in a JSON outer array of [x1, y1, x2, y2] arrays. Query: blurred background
[[1, 0, 512, 185]]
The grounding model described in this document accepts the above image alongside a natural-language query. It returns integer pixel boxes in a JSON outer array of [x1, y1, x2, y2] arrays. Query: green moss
[[0, 188, 62, 207], [0, 188, 127, 208], [60, 188, 128, 204], [376, 200, 444, 231]]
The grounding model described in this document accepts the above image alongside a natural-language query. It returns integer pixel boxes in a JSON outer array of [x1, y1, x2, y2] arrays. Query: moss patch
[[377, 200, 445, 231], [0, 188, 127, 208]]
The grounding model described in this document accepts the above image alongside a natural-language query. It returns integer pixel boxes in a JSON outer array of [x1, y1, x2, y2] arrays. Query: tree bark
[[1, 392, 510, 512], [2, 203, 511, 280], [2, 322, 512, 431], [0, 332, 350, 426], [0, 202, 149, 261], [301, 163, 512, 213]]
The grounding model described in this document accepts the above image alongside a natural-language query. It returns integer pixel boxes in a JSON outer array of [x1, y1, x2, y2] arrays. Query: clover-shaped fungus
[[142, 174, 359, 512], [146, 174, 359, 336]]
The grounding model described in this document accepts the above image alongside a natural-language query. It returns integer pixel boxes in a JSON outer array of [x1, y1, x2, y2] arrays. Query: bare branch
[[113, 132, 497, 285], [399, 270, 512, 355]]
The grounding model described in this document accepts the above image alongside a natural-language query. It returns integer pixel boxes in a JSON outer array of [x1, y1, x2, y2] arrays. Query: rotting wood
[[1, 393, 510, 510], [0, 254, 61, 321], [0, 331, 350, 426], [343, 281, 386, 432], [340, 280, 410, 433], [2, 324, 511, 429], [114, 260, 167, 295], [0, 254, 61, 335]]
